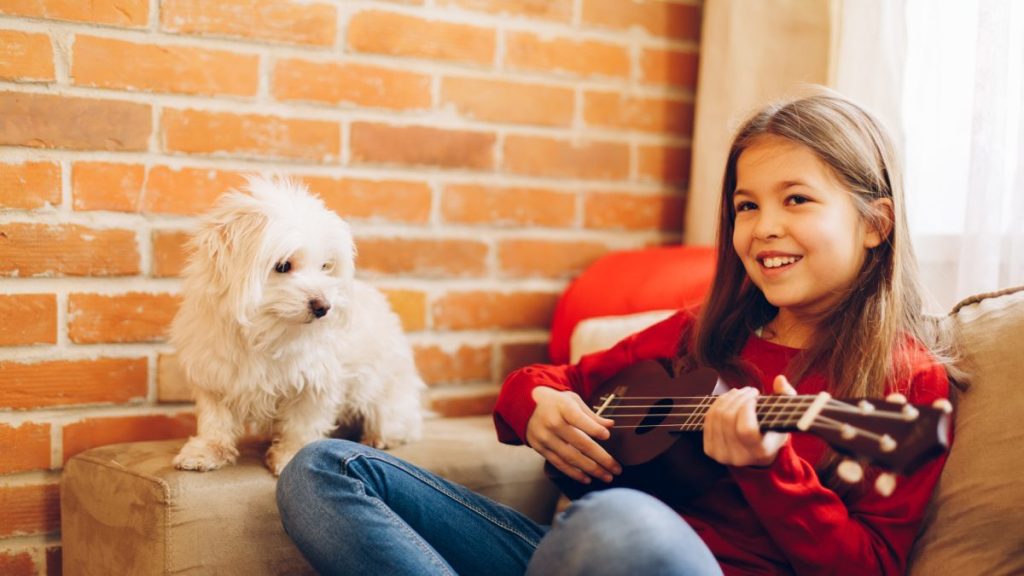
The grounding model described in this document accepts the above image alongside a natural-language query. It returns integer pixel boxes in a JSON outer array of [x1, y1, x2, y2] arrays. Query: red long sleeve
[[492, 311, 951, 575]]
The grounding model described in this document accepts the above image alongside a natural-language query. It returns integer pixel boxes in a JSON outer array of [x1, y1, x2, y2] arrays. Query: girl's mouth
[[759, 255, 801, 269]]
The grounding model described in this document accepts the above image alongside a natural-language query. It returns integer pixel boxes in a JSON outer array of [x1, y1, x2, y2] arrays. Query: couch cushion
[[549, 246, 715, 364], [61, 416, 558, 576], [908, 286, 1024, 574]]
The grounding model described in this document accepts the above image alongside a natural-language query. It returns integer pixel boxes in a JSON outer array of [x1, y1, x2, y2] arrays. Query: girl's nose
[[752, 208, 785, 240]]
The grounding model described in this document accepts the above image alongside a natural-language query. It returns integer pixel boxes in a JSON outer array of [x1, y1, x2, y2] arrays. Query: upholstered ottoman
[[61, 416, 559, 576]]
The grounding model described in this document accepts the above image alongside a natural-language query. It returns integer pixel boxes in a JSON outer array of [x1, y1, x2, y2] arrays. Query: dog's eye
[[321, 261, 335, 272], [274, 261, 292, 274]]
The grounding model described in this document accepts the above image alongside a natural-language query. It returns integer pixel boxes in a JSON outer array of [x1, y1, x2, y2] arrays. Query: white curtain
[[830, 0, 1024, 310]]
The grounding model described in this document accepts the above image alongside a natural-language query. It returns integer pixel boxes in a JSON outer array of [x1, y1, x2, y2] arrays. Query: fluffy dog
[[171, 175, 424, 476]]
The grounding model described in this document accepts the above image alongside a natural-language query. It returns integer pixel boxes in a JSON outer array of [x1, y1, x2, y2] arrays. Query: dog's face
[[189, 176, 356, 331]]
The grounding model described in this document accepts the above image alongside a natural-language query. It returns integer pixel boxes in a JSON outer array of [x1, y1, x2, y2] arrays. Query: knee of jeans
[[575, 488, 664, 519]]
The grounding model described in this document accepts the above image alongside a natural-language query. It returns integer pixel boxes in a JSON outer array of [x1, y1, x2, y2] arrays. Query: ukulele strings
[[598, 395, 819, 430]]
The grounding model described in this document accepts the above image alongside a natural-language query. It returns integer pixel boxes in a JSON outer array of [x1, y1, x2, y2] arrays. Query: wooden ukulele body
[[544, 361, 728, 508]]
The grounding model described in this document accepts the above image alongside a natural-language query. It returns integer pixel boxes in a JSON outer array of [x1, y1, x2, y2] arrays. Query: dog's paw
[[264, 444, 299, 476], [173, 437, 238, 472]]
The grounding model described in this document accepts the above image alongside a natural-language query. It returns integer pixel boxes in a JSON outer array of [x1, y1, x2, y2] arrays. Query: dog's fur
[[171, 175, 424, 475]]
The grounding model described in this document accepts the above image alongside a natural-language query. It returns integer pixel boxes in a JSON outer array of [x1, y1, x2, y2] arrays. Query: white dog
[[171, 175, 424, 476]]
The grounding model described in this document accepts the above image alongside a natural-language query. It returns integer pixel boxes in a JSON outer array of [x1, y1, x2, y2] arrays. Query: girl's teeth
[[764, 256, 798, 268]]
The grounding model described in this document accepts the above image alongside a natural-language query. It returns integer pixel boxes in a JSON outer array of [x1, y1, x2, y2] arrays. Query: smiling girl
[[276, 89, 958, 576]]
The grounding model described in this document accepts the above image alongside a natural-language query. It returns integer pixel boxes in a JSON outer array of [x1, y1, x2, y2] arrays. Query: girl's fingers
[[569, 394, 614, 440], [773, 375, 797, 396]]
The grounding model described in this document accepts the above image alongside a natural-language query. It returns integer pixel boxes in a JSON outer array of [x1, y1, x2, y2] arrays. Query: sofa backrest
[[907, 286, 1024, 575]]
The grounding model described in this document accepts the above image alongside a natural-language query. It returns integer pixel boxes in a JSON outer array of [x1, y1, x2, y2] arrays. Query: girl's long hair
[[680, 89, 962, 487]]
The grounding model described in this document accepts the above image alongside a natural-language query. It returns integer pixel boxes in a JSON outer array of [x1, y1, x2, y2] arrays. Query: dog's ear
[[189, 193, 269, 325]]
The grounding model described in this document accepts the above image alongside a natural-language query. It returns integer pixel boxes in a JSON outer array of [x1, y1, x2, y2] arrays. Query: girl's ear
[[864, 198, 894, 249]]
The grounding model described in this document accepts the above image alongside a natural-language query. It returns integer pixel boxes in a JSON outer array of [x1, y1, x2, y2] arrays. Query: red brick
[[504, 135, 629, 180], [304, 176, 432, 224], [0, 294, 56, 346], [506, 32, 629, 78], [0, 223, 139, 277], [0, 550, 35, 576], [380, 289, 427, 332], [72, 35, 259, 97], [348, 10, 495, 66], [638, 143, 691, 185], [500, 341, 548, 375], [432, 291, 558, 330], [0, 0, 148, 27], [351, 123, 495, 170], [441, 77, 574, 127], [584, 191, 684, 231], [498, 239, 609, 278], [68, 292, 180, 344], [0, 483, 60, 537], [641, 47, 699, 89], [273, 59, 430, 110], [0, 357, 147, 409], [152, 230, 191, 278], [429, 389, 497, 417], [357, 237, 488, 278], [439, 0, 571, 22], [163, 109, 339, 161], [584, 91, 694, 134], [0, 30, 54, 82], [72, 162, 145, 212], [0, 92, 150, 151], [582, 0, 701, 40], [414, 344, 491, 385], [143, 166, 246, 215], [0, 162, 60, 210], [0, 422, 51, 474], [161, 0, 336, 46], [63, 413, 196, 462], [441, 184, 576, 228]]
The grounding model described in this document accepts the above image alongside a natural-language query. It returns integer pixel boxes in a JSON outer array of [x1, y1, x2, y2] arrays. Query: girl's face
[[732, 135, 884, 327]]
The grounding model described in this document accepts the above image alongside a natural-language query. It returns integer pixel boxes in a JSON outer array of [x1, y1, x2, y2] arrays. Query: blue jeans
[[276, 439, 722, 576]]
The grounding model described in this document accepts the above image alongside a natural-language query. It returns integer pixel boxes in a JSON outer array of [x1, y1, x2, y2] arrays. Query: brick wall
[[0, 0, 701, 571]]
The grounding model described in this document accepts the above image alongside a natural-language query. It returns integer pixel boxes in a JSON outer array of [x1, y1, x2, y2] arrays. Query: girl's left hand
[[704, 375, 798, 467]]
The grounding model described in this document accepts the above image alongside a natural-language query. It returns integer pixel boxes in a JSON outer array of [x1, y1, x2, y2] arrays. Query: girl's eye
[[321, 261, 335, 272], [274, 261, 292, 274], [786, 194, 810, 206], [734, 201, 757, 213]]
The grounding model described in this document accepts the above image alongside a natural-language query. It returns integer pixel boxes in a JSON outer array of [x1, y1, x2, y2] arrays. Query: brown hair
[[684, 87, 961, 413]]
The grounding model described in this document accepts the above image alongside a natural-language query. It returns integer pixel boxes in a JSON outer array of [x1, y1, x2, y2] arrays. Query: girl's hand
[[526, 386, 622, 484], [704, 375, 798, 467]]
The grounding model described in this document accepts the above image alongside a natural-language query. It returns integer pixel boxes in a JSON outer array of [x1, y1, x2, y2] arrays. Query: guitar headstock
[[799, 393, 952, 494]]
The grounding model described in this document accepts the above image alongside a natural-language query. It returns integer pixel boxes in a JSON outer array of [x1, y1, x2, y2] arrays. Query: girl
[[276, 89, 956, 575]]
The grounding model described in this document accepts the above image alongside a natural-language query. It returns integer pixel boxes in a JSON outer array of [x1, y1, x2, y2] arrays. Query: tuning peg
[[932, 398, 953, 414], [857, 400, 875, 414], [875, 472, 897, 497], [837, 459, 864, 483], [885, 392, 908, 404], [879, 434, 897, 453], [901, 404, 919, 420], [840, 423, 857, 440]]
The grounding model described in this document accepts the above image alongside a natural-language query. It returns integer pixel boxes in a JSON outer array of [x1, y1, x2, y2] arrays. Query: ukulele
[[544, 359, 953, 508]]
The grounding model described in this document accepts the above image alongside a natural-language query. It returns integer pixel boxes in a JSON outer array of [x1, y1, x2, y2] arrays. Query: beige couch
[[61, 286, 1024, 575]]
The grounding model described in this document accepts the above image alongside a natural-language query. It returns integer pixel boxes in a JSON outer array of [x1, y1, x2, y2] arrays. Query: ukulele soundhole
[[636, 398, 673, 436]]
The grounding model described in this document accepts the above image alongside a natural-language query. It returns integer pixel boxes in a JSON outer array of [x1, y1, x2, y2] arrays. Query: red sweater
[[494, 311, 950, 576]]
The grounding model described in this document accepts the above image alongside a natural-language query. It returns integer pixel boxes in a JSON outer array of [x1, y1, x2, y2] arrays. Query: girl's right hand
[[525, 386, 622, 484]]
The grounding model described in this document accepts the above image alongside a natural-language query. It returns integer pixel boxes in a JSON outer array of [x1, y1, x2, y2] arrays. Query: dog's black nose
[[309, 299, 330, 319]]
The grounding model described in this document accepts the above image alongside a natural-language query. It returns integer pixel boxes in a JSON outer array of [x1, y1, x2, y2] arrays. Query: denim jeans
[[276, 439, 722, 576]]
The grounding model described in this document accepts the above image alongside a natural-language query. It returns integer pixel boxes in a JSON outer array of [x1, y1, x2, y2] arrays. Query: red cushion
[[548, 246, 717, 364]]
